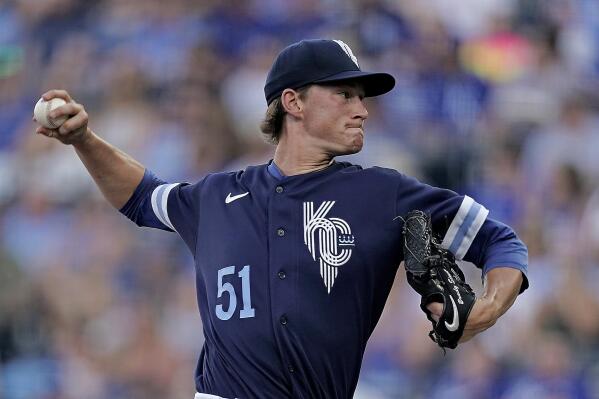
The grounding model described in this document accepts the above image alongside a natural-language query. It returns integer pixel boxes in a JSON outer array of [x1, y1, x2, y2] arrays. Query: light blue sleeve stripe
[[457, 206, 488, 259], [154, 185, 169, 226], [151, 184, 181, 231], [159, 184, 179, 231], [441, 196, 473, 250], [448, 202, 482, 254]]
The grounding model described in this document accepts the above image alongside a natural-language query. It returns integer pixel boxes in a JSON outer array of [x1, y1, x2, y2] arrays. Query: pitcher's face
[[300, 83, 369, 156]]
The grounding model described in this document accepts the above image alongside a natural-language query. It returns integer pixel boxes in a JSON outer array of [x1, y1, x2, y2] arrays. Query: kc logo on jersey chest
[[303, 201, 355, 294]]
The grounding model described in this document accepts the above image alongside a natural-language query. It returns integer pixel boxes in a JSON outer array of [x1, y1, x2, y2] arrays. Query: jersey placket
[[267, 182, 299, 386]]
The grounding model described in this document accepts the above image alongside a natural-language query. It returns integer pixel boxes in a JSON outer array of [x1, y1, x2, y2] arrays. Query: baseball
[[34, 97, 68, 129]]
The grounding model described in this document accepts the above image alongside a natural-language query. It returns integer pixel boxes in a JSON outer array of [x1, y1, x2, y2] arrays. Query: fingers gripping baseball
[[34, 90, 90, 145], [44, 89, 73, 103]]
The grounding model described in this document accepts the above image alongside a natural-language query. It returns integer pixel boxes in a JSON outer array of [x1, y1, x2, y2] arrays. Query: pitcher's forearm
[[74, 129, 145, 209], [480, 267, 522, 319], [460, 267, 523, 341]]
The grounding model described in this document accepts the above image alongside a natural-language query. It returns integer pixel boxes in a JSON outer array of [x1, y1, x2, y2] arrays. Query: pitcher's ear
[[281, 88, 305, 117]]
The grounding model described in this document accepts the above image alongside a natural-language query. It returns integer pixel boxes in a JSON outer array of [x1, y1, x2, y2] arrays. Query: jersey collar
[[267, 159, 336, 181], [267, 161, 287, 181]]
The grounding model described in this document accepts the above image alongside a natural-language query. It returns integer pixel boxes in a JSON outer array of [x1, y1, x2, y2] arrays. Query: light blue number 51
[[216, 265, 255, 320]]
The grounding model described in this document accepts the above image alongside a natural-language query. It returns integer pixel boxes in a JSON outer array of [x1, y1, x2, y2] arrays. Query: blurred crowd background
[[1, 0, 599, 398]]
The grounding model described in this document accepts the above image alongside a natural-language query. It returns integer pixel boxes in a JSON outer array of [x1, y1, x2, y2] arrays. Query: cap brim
[[313, 70, 395, 98]]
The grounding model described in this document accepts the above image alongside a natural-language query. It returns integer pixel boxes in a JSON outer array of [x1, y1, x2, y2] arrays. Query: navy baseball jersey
[[120, 160, 528, 399]]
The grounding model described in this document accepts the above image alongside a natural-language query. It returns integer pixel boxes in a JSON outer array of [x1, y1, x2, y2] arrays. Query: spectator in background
[[521, 93, 599, 196]]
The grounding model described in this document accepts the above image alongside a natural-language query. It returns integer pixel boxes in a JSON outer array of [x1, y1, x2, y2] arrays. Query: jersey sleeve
[[395, 172, 488, 260], [466, 218, 529, 292], [395, 172, 528, 291], [119, 169, 204, 252]]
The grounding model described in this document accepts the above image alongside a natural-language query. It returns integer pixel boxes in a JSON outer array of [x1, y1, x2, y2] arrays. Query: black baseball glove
[[401, 210, 476, 350]]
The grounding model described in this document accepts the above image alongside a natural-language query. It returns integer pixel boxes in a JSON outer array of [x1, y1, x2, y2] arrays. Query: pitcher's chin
[[351, 133, 364, 152], [348, 140, 363, 154]]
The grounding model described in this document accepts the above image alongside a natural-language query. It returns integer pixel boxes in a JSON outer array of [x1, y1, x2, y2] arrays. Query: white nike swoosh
[[444, 296, 459, 332], [225, 192, 249, 204]]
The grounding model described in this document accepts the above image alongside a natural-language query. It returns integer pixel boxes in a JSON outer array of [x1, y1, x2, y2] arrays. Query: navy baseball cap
[[264, 39, 395, 104]]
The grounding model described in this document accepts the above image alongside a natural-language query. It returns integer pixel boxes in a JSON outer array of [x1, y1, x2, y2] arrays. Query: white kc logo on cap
[[332, 40, 359, 68]]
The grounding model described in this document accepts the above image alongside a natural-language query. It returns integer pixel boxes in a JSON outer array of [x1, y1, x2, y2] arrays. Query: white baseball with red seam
[[34, 97, 68, 129]]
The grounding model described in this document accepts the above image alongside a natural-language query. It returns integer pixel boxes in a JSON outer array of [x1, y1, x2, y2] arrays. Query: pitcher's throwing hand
[[34, 90, 90, 145]]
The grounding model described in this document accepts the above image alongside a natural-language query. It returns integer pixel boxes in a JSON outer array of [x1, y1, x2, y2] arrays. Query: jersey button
[[280, 316, 288, 325], [277, 228, 285, 237], [278, 271, 286, 279], [288, 365, 295, 373], [276, 186, 284, 193]]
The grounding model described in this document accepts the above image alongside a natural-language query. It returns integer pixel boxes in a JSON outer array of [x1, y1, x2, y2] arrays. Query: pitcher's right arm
[[35, 90, 145, 209]]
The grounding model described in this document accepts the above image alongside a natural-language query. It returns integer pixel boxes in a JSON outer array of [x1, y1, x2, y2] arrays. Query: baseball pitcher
[[35, 39, 528, 399]]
